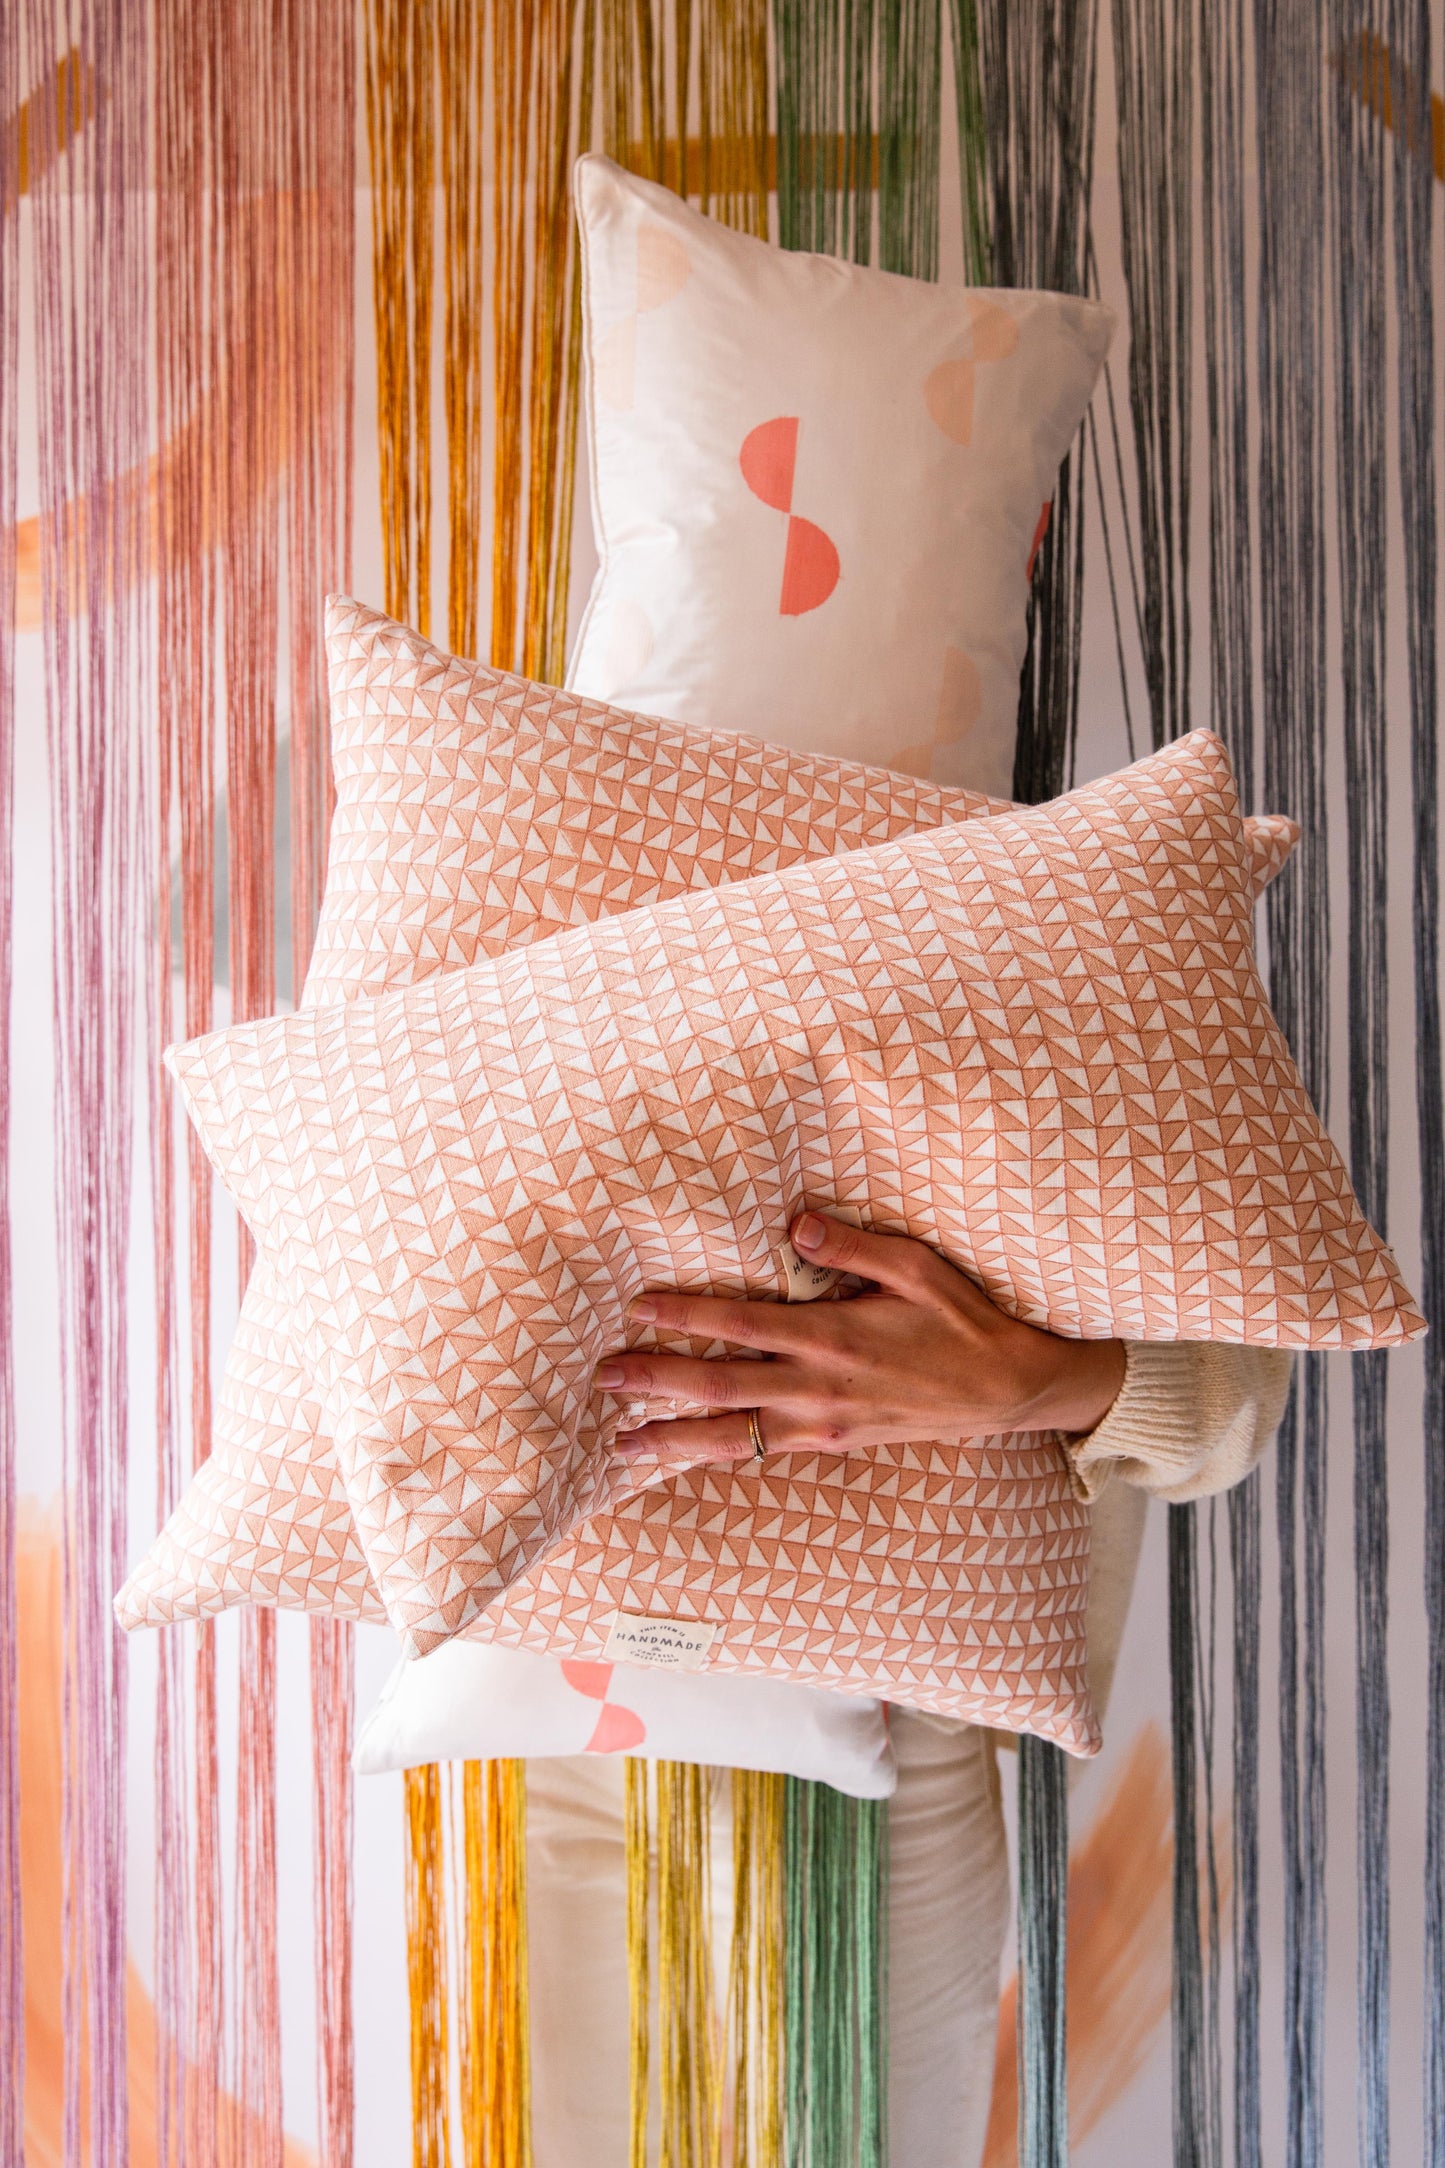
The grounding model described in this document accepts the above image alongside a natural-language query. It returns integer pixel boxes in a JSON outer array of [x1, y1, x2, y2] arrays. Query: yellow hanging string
[[404, 1764, 452, 2168], [438, 0, 484, 658], [656, 1762, 723, 2168], [489, 0, 589, 683], [728, 1772, 786, 2168], [460, 1758, 532, 2168], [697, 0, 770, 235], [626, 1759, 653, 2168]]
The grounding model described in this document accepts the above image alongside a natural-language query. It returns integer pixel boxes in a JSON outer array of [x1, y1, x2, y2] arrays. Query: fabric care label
[[604, 1613, 718, 1672], [777, 1240, 845, 1302]]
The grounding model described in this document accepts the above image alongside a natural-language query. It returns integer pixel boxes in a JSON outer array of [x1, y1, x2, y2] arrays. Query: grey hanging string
[[1167, 1503, 1213, 2168], [1016, 1734, 1069, 2168], [1228, 1472, 1263, 2168], [1254, 3, 1333, 2162], [972, 0, 1098, 803], [1110, 6, 1238, 2158], [1109, 0, 1193, 756], [1328, 16, 1393, 2167], [1384, 6, 1444, 2162], [957, 13, 1099, 2156], [1199, 0, 1262, 2154], [960, 10, 1102, 2154]]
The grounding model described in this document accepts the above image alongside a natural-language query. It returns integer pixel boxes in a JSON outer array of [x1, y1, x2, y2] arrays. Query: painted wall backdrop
[[3, 3, 1442, 2164]]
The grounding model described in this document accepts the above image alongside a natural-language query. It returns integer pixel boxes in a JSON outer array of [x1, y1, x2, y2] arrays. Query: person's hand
[[592, 1210, 1126, 1470]]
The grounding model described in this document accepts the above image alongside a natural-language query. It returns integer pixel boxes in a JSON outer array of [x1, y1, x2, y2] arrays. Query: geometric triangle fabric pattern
[[115, 604, 1301, 1636], [162, 730, 1420, 1753], [114, 596, 1024, 1633]]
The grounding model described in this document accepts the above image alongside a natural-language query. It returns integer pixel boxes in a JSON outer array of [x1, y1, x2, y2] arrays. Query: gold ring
[[747, 1407, 766, 1464]]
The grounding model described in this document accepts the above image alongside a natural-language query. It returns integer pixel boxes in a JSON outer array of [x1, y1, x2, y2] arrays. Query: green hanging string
[[781, 1780, 887, 2168], [773, 0, 942, 279], [877, 0, 941, 277], [948, 0, 990, 283], [773, 0, 873, 261]]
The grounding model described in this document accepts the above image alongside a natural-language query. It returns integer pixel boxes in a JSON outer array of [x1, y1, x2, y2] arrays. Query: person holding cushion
[[597, 1206, 1291, 1507], [582, 1207, 1290, 2168]]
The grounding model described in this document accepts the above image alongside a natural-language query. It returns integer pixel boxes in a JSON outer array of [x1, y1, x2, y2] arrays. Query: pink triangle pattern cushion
[[115, 603, 1300, 1632], [163, 732, 1420, 1752]]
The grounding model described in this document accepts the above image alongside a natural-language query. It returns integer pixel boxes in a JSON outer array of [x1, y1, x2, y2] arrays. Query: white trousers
[[526, 1711, 1010, 2168]]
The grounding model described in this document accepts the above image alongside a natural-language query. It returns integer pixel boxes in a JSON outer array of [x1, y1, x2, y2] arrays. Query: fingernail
[[594, 1362, 625, 1389], [630, 1296, 657, 1322], [793, 1212, 826, 1252]]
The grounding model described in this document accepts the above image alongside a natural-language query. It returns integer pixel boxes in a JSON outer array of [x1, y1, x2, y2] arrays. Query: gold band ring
[[746, 1407, 766, 1464]]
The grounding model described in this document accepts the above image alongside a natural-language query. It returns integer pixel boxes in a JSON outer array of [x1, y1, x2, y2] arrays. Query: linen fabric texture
[[567, 153, 1117, 798], [116, 604, 1299, 1648], [163, 729, 1418, 1755], [353, 1642, 896, 1798]]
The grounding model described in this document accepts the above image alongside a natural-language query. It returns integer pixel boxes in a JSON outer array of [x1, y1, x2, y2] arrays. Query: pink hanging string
[[153, 0, 223, 2153], [22, 7, 355, 2155], [274, 4, 358, 2157], [216, 8, 284, 2148], [24, 1, 151, 2160]]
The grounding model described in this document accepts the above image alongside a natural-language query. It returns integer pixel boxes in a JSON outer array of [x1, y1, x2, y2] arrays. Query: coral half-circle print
[[560, 1657, 647, 1754], [1028, 501, 1051, 579], [595, 222, 692, 409], [739, 416, 841, 617], [924, 295, 1021, 447]]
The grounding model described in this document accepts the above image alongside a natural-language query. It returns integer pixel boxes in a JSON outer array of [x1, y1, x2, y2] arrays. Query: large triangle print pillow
[[116, 604, 1299, 1633], [164, 732, 1419, 1753]]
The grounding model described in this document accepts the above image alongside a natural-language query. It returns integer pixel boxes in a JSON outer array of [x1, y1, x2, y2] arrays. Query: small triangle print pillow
[[164, 728, 1421, 1752]]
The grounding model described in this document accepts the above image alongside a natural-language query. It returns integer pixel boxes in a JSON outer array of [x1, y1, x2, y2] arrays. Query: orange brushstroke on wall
[[17, 1504, 316, 2167], [12, 47, 99, 196], [981, 1725, 1180, 2164], [1338, 31, 1445, 182], [621, 132, 881, 195]]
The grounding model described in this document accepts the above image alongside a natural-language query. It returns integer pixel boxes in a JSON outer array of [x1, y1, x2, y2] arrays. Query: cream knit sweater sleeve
[[1062, 1342, 1294, 1505]]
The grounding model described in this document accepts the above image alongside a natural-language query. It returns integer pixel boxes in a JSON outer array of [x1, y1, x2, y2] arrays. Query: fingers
[[593, 1350, 776, 1410], [790, 1210, 947, 1298], [622, 1289, 808, 1352], [614, 1412, 759, 1466]]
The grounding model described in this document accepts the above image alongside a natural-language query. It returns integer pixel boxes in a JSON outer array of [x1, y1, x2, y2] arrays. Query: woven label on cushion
[[162, 730, 1418, 1750], [115, 604, 1298, 1645]]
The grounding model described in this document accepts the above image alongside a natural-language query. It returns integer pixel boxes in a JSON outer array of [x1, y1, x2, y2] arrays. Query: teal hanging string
[[1110, 4, 1228, 2156], [1016, 1735, 1068, 2168], [1384, 8, 1444, 2163], [1199, 2, 1262, 2154], [1327, 14, 1392, 2167], [1254, 6, 1333, 2163]]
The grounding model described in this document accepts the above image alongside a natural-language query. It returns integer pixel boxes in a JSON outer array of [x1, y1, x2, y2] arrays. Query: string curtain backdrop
[[2, 3, 1441, 2166]]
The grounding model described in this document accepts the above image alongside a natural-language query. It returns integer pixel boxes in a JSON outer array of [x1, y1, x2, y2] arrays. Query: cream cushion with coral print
[[163, 731, 1416, 1755], [115, 603, 1300, 1635], [567, 154, 1116, 796], [353, 1641, 896, 1799]]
